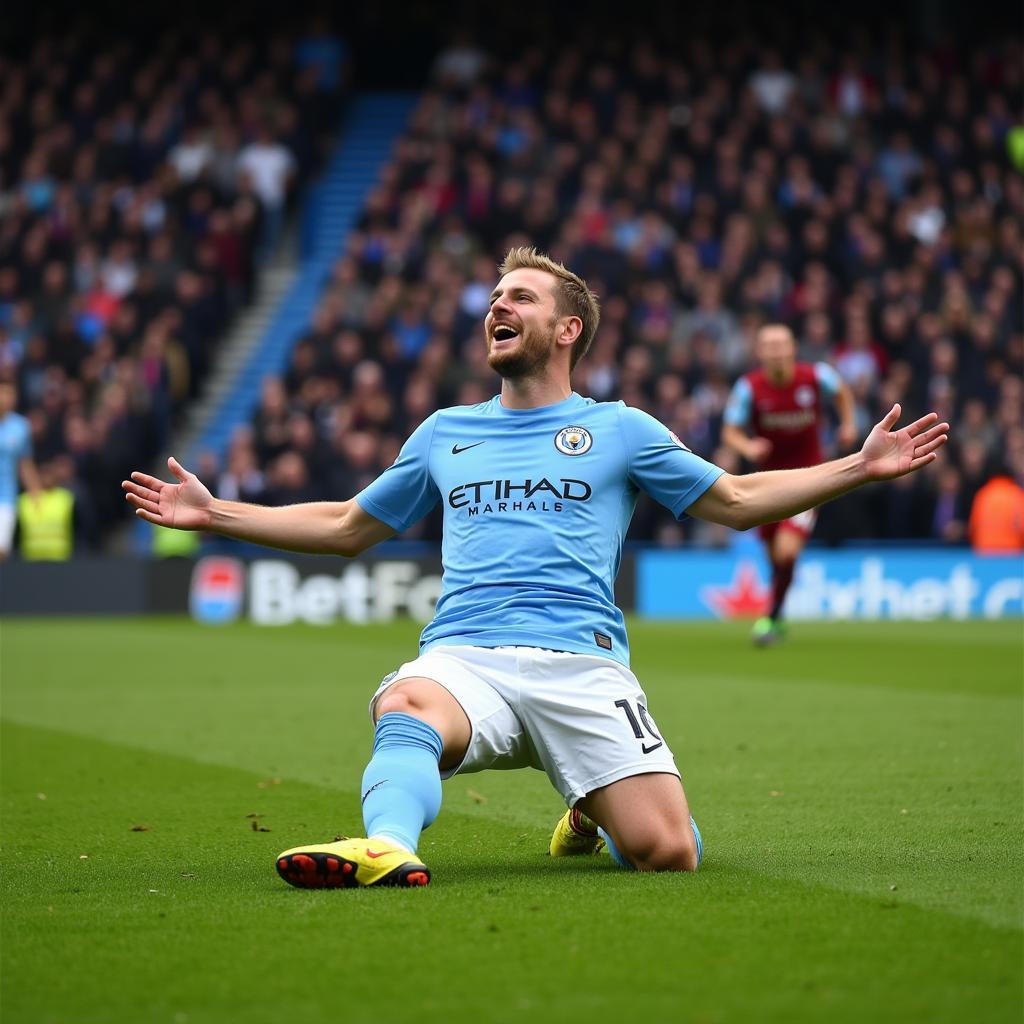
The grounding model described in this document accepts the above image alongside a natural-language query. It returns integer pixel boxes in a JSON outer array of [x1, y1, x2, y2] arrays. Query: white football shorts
[[369, 645, 680, 806], [0, 504, 15, 554]]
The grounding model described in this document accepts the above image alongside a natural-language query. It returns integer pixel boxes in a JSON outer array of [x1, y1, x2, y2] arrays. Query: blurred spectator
[[0, 378, 41, 559], [237, 125, 296, 255], [968, 463, 1024, 553], [17, 458, 74, 560]]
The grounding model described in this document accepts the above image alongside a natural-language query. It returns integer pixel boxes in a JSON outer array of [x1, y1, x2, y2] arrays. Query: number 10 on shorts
[[615, 699, 664, 754]]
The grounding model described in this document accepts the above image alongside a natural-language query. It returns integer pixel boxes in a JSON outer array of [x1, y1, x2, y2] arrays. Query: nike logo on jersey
[[452, 441, 486, 454]]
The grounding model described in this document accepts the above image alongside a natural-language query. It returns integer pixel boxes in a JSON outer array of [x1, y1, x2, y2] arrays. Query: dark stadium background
[[0, 0, 1020, 588]]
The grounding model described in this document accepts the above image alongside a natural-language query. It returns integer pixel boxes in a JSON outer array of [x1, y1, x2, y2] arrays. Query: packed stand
[[236, 28, 1022, 546], [0, 23, 348, 550]]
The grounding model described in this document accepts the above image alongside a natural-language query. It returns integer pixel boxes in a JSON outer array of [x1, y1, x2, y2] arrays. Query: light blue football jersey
[[0, 412, 31, 507], [356, 393, 723, 667]]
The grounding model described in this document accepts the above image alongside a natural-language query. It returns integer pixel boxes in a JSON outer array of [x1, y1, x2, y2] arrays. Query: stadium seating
[[224, 31, 1020, 545], [3, 22, 1021, 548], [0, 25, 347, 546]]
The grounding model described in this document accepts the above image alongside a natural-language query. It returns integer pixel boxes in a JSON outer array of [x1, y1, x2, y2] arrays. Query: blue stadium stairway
[[189, 92, 418, 462]]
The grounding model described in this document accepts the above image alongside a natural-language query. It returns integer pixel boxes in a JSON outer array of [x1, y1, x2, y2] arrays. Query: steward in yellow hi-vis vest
[[152, 522, 200, 558], [17, 486, 74, 560]]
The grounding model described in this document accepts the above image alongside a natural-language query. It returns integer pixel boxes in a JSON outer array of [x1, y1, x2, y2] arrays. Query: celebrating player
[[722, 324, 858, 645], [123, 249, 947, 887]]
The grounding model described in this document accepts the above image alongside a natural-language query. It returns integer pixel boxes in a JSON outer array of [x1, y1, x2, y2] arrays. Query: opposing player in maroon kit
[[722, 323, 857, 645]]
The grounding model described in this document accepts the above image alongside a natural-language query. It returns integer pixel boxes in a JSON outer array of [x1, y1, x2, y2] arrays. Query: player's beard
[[487, 317, 557, 380]]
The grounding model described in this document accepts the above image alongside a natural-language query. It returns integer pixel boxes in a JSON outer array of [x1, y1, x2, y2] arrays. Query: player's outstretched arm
[[122, 457, 395, 556], [690, 404, 949, 530]]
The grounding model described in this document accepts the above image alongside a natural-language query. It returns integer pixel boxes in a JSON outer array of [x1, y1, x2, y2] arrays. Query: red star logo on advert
[[701, 562, 770, 619]]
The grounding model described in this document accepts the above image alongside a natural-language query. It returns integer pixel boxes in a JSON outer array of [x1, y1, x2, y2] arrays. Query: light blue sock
[[361, 713, 443, 854], [598, 827, 633, 869], [690, 816, 703, 866], [599, 816, 703, 870]]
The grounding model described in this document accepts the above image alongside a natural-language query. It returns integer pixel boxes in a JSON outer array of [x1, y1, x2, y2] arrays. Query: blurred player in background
[[124, 249, 947, 889], [723, 325, 857, 646], [0, 380, 41, 560]]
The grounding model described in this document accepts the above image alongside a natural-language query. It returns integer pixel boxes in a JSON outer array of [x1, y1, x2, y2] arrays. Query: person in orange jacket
[[968, 459, 1024, 553]]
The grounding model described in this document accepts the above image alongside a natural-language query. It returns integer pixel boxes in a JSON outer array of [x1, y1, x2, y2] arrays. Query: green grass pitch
[[2, 616, 1021, 1023]]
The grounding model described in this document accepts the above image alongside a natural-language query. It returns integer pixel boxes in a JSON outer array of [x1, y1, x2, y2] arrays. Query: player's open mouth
[[491, 323, 520, 343]]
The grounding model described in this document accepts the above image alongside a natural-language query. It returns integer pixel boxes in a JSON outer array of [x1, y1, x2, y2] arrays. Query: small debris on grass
[[180, 872, 196, 878], [769, 790, 783, 797], [36, 792, 47, 800], [78, 854, 89, 860], [257, 778, 283, 789], [889, 884, 898, 891], [467, 789, 488, 804], [148, 889, 160, 894], [245, 813, 261, 819], [900, 808, 909, 815], [130, 824, 151, 832], [256, 826, 272, 832]]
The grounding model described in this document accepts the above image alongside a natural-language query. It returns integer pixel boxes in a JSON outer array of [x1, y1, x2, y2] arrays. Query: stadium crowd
[[2, 20, 1022, 551], [0, 23, 347, 547], [227, 28, 1022, 547]]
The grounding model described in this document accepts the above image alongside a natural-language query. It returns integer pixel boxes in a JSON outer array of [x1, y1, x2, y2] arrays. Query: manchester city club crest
[[554, 425, 593, 456]]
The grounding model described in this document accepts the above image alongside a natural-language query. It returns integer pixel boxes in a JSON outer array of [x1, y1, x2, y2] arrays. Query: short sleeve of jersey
[[814, 362, 842, 399], [723, 377, 752, 426], [618, 405, 725, 519], [355, 413, 441, 532]]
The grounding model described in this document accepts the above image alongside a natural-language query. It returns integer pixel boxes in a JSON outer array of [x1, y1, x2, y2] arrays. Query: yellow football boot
[[275, 836, 430, 889], [549, 807, 606, 857]]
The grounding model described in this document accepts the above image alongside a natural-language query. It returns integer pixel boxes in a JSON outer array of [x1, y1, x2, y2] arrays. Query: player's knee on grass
[[617, 825, 699, 873]]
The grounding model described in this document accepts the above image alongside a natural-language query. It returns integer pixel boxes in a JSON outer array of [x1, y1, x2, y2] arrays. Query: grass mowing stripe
[[3, 721, 1020, 1024]]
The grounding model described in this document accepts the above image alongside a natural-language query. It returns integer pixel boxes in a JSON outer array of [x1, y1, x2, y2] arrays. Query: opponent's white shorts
[[0, 505, 15, 554], [369, 645, 680, 806]]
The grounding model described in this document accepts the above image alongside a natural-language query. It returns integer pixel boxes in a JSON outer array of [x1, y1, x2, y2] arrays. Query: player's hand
[[122, 457, 213, 530], [747, 437, 773, 464], [860, 405, 948, 482], [837, 423, 858, 450]]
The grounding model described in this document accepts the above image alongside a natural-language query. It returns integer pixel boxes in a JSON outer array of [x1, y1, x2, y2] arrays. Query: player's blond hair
[[498, 247, 601, 371]]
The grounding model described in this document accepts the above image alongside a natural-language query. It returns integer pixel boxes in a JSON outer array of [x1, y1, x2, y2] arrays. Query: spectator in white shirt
[[749, 50, 797, 115], [237, 125, 296, 258], [169, 125, 213, 184], [237, 126, 296, 213]]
